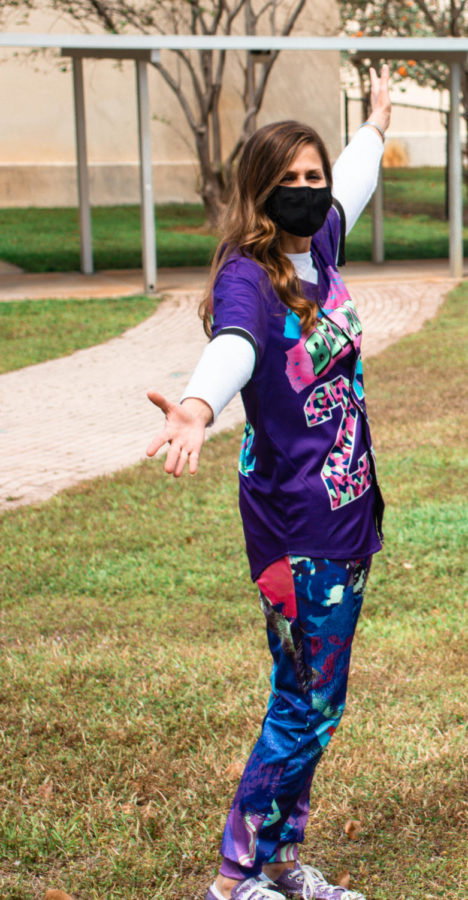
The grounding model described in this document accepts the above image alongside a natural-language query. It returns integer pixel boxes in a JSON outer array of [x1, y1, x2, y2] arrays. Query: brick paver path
[[0, 278, 453, 510]]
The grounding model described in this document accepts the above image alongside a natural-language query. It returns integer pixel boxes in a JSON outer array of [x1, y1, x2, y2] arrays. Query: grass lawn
[[0, 296, 161, 374], [347, 166, 467, 262], [0, 284, 467, 899], [0, 168, 466, 272], [0, 204, 214, 272]]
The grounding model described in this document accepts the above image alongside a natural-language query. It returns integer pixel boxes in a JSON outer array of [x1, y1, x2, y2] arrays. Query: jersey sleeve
[[211, 257, 270, 367], [311, 204, 346, 269], [332, 200, 346, 266]]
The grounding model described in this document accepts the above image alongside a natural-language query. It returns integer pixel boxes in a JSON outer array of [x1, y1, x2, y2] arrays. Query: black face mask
[[265, 185, 332, 237]]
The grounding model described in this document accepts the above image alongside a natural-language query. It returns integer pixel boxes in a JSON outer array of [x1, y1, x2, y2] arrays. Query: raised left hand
[[369, 63, 391, 134]]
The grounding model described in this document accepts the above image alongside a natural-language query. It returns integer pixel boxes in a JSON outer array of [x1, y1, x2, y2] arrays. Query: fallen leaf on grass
[[344, 819, 361, 841], [44, 891, 75, 900], [37, 781, 54, 801], [336, 870, 351, 889], [121, 802, 135, 815], [225, 760, 245, 779], [140, 801, 157, 820]]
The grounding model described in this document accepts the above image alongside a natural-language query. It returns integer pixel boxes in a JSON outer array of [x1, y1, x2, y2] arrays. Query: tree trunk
[[195, 122, 232, 229], [200, 171, 226, 229]]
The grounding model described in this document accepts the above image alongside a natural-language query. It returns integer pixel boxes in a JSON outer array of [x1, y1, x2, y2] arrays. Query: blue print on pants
[[219, 555, 371, 879]]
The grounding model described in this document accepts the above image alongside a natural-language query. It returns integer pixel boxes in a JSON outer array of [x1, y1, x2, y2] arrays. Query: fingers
[[146, 390, 204, 476], [147, 390, 175, 415], [368, 63, 391, 132], [370, 63, 390, 97], [370, 63, 389, 82], [165, 444, 200, 477], [173, 448, 188, 478], [164, 439, 183, 474], [145, 389, 180, 459], [146, 433, 200, 476], [188, 450, 200, 476], [172, 447, 190, 478], [146, 431, 169, 458]]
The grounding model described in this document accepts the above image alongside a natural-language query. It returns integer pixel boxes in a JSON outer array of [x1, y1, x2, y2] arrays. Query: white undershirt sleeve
[[332, 127, 384, 235], [180, 332, 256, 422]]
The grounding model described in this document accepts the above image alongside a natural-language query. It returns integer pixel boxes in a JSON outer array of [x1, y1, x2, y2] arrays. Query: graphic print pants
[[219, 555, 372, 879]]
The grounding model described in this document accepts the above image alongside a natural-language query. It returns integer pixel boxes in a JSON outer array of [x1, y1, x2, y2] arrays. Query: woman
[[147, 66, 391, 900]]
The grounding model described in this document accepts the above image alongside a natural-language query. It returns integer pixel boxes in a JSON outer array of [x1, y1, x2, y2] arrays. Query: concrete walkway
[[0, 261, 464, 511], [0, 258, 466, 301]]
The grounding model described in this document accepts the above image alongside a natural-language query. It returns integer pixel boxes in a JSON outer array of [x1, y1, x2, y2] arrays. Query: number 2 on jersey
[[304, 375, 372, 510]]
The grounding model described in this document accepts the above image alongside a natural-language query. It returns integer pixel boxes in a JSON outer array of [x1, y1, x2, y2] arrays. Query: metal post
[[245, 0, 256, 137], [344, 90, 349, 147], [448, 61, 463, 279], [72, 57, 93, 274], [444, 111, 449, 221], [136, 59, 157, 295], [371, 164, 384, 264]]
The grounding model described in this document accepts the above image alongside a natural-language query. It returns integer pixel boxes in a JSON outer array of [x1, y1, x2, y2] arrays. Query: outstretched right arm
[[146, 259, 265, 477]]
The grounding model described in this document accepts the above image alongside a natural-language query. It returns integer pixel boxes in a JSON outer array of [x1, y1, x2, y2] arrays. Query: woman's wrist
[[180, 396, 214, 426], [360, 120, 386, 142]]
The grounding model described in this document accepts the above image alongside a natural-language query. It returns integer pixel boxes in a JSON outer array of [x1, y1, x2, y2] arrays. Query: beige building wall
[[0, 1, 341, 207]]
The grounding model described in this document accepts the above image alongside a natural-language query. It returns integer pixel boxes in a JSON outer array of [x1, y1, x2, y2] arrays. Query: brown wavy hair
[[200, 120, 332, 337]]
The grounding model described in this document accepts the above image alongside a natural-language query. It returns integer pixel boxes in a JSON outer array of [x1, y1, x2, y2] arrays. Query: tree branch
[[225, 0, 247, 30], [413, 0, 443, 33], [280, 0, 307, 36], [172, 48, 206, 117], [76, 0, 118, 30], [151, 59, 199, 135], [252, 51, 279, 109], [187, 0, 212, 35], [209, 0, 226, 35]]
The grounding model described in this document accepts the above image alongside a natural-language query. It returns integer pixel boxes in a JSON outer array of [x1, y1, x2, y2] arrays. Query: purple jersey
[[212, 206, 384, 581]]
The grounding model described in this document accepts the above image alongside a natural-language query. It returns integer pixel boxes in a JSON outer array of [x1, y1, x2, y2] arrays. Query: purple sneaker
[[274, 864, 366, 900], [205, 876, 287, 900]]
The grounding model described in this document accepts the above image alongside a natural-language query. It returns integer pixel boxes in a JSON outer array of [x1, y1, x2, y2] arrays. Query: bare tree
[[0, 0, 313, 226], [148, 0, 308, 227]]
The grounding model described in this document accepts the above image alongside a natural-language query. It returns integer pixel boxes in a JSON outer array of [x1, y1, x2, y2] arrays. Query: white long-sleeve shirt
[[180, 126, 383, 421]]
